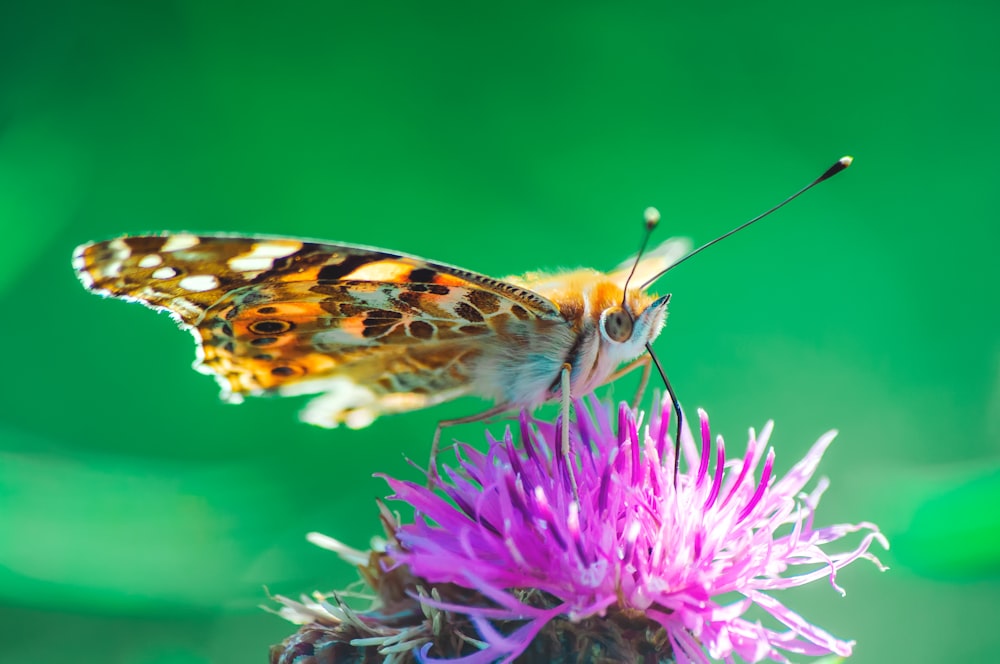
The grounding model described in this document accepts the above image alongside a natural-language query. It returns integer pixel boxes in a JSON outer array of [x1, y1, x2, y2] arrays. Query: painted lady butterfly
[[73, 225, 687, 432], [73, 156, 850, 479]]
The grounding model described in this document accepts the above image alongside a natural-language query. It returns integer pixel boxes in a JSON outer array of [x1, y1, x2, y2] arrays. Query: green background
[[1, 1, 997, 662]]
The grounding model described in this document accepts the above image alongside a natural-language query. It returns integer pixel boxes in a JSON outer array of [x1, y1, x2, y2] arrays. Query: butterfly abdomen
[[467, 315, 578, 406]]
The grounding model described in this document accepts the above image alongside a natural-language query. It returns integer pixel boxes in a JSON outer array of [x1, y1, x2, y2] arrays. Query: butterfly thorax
[[493, 269, 668, 404]]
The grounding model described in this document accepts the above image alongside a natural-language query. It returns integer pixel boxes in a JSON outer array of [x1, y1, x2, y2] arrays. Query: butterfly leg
[[428, 403, 513, 487], [604, 355, 653, 410], [560, 363, 580, 501], [631, 355, 653, 410]]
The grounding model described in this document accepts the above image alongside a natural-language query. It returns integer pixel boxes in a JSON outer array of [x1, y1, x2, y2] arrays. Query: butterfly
[[72, 226, 689, 435], [74, 158, 850, 490]]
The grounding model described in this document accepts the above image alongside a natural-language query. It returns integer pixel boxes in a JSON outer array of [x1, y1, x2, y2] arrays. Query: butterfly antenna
[[621, 207, 661, 306], [641, 156, 853, 289]]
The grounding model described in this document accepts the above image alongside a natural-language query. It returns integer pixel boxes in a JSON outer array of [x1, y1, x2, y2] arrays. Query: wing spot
[[454, 302, 484, 322], [108, 238, 130, 253], [250, 337, 278, 346], [123, 237, 170, 253], [254, 240, 303, 256], [317, 255, 379, 281], [399, 291, 424, 309], [229, 240, 303, 272], [137, 254, 163, 268], [511, 304, 530, 320], [229, 256, 273, 272], [410, 268, 436, 282], [179, 275, 220, 292], [408, 283, 450, 295], [409, 320, 434, 340], [362, 324, 393, 338], [160, 234, 200, 252], [343, 260, 412, 282], [271, 366, 299, 377], [468, 290, 501, 314], [151, 267, 178, 280], [248, 319, 294, 335]]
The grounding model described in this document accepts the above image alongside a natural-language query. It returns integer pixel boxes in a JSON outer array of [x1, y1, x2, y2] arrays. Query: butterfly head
[[596, 290, 671, 363]]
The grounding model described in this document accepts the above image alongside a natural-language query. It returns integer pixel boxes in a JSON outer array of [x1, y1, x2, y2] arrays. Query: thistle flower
[[272, 399, 887, 663]]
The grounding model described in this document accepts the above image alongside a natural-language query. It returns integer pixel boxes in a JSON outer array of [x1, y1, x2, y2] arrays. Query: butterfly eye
[[600, 306, 634, 343]]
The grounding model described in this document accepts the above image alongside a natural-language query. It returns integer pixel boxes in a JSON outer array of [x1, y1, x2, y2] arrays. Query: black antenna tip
[[816, 155, 853, 183], [643, 206, 661, 230]]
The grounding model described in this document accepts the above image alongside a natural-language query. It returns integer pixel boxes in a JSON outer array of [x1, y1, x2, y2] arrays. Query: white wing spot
[[152, 267, 178, 279], [161, 234, 200, 252], [108, 238, 131, 254], [138, 254, 163, 268], [229, 240, 303, 272], [229, 257, 272, 272], [254, 240, 303, 258], [179, 275, 220, 292]]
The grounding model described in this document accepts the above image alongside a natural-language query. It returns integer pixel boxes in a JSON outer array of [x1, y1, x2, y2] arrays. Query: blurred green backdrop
[[1, 1, 997, 662]]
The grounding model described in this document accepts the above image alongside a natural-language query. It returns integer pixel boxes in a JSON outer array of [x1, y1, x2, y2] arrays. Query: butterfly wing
[[74, 234, 564, 427], [608, 236, 691, 289]]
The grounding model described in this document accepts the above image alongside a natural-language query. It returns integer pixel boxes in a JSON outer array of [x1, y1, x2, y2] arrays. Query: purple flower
[[382, 399, 887, 663]]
